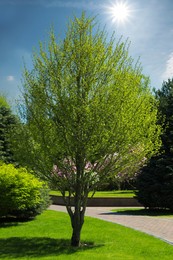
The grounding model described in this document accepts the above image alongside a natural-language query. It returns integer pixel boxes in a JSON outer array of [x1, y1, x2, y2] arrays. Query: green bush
[[0, 163, 51, 219], [135, 155, 173, 212]]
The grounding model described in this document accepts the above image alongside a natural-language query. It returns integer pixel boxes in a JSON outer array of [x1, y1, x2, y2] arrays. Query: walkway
[[49, 205, 173, 245]]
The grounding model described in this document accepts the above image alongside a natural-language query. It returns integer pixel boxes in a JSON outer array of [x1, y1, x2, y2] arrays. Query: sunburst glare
[[105, 1, 134, 25]]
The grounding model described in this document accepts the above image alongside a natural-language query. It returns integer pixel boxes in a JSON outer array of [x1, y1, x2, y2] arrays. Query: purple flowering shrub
[[52, 158, 100, 195]]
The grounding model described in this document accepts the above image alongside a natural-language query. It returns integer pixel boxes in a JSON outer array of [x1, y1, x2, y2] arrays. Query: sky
[[1, 0, 173, 106]]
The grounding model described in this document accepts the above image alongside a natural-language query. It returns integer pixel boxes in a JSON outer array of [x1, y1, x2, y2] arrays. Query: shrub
[[135, 155, 173, 212], [0, 163, 51, 219]]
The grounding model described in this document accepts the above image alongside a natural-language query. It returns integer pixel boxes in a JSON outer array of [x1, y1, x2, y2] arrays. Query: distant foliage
[[0, 163, 51, 219]]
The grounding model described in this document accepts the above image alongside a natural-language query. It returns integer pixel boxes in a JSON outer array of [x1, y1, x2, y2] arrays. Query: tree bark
[[70, 207, 85, 247], [71, 223, 82, 247]]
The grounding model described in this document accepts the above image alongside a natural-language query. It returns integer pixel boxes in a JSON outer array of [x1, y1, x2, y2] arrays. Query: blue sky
[[1, 0, 173, 105]]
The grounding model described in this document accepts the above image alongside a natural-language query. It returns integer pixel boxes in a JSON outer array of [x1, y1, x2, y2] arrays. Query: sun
[[106, 1, 132, 25]]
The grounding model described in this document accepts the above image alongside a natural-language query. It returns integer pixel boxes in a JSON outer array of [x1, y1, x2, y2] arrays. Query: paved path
[[49, 205, 173, 245]]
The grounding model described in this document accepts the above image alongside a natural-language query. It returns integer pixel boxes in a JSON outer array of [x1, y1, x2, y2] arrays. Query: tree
[[136, 154, 173, 211], [0, 95, 18, 163], [13, 13, 161, 246], [155, 78, 173, 154], [136, 78, 173, 211]]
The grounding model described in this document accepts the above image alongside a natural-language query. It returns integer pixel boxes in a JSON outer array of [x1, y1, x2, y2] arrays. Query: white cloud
[[162, 52, 173, 81], [6, 75, 15, 81]]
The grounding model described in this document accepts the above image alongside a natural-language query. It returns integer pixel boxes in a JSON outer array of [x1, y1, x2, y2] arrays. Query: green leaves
[[0, 163, 50, 218], [15, 13, 161, 189]]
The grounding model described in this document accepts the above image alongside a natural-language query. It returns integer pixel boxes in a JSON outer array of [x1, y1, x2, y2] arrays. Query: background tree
[[136, 78, 173, 211], [13, 14, 161, 247], [0, 95, 18, 163]]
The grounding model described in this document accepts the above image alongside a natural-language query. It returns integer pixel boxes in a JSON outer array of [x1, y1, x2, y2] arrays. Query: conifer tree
[[136, 78, 173, 211], [0, 96, 17, 163]]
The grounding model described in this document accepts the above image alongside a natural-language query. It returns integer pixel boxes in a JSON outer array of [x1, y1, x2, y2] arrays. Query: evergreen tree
[[136, 78, 173, 211], [0, 96, 17, 163]]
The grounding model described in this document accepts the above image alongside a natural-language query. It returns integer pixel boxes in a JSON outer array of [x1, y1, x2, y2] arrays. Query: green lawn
[[111, 208, 173, 218], [0, 210, 173, 259], [50, 190, 135, 198]]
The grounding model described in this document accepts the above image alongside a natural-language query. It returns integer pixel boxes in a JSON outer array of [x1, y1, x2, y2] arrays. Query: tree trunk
[[70, 207, 85, 247], [71, 223, 82, 247], [69, 154, 87, 247]]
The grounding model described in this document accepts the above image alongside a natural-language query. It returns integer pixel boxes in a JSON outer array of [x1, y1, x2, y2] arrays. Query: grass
[[0, 210, 173, 259], [50, 190, 135, 198], [111, 208, 173, 218]]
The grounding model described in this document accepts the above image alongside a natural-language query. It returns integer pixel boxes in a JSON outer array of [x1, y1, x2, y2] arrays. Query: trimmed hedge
[[0, 163, 51, 219]]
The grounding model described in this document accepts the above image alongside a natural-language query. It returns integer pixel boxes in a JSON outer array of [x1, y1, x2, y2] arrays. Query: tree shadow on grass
[[0, 217, 33, 228], [0, 237, 102, 258], [100, 209, 173, 217]]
